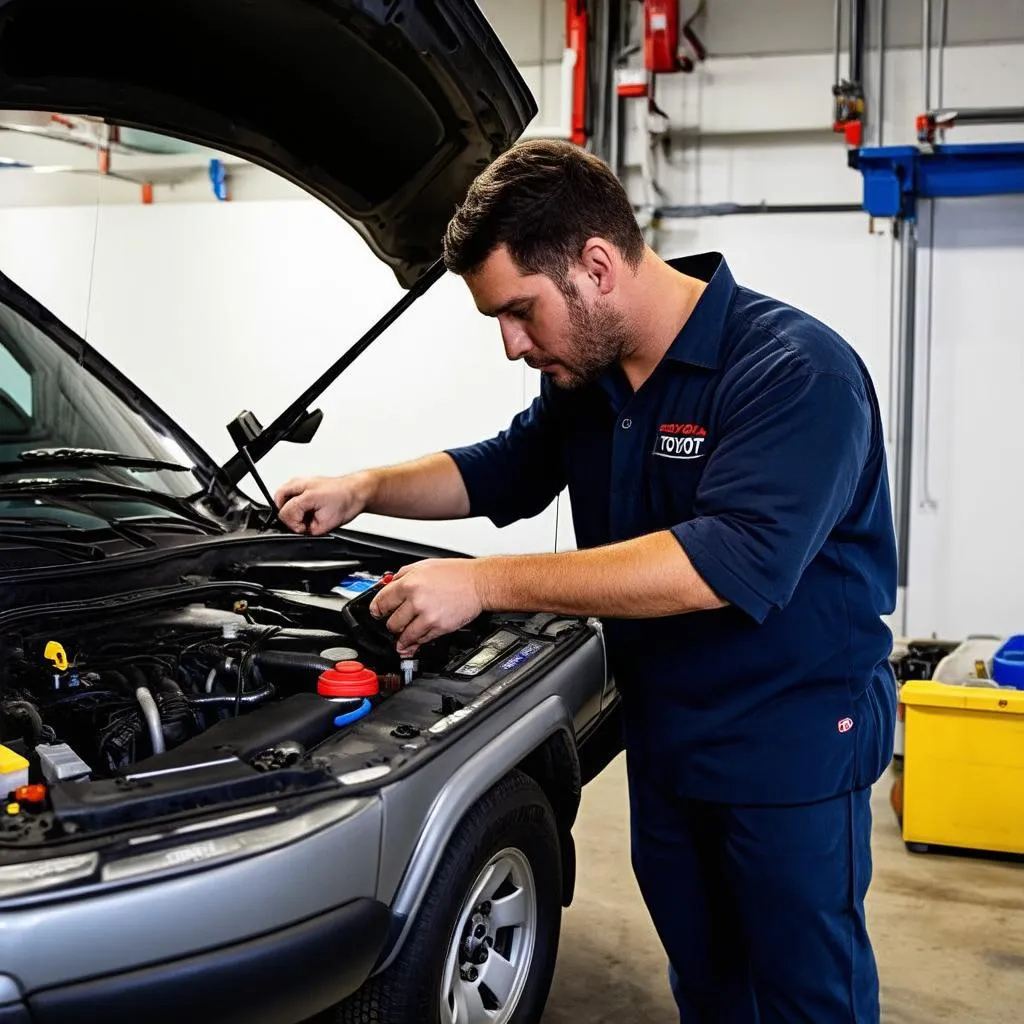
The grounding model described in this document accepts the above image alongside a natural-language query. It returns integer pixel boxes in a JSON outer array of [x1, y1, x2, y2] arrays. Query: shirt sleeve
[[445, 378, 567, 528], [671, 362, 874, 624]]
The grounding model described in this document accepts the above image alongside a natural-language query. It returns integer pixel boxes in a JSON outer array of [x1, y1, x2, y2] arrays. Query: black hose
[[235, 627, 283, 717], [1, 700, 44, 743], [154, 676, 192, 723], [187, 683, 275, 710], [251, 650, 336, 678], [102, 670, 131, 694]]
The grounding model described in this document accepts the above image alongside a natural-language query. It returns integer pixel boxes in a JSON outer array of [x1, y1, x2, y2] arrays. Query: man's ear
[[578, 237, 618, 296]]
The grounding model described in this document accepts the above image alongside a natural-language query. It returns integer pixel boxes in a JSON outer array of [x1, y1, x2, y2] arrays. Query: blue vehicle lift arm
[[850, 142, 1024, 221]]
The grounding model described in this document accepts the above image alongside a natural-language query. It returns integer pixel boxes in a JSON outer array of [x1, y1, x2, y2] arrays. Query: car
[[0, 2, 624, 1023]]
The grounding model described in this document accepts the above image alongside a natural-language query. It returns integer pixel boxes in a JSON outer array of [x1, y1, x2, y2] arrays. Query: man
[[274, 139, 897, 1023]]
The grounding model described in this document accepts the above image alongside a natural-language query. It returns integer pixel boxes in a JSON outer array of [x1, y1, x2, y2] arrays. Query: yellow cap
[[44, 641, 68, 672], [0, 745, 29, 774], [5, 802, 19, 815]]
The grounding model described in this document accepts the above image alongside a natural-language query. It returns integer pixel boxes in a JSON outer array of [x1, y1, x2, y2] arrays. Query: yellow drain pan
[[900, 680, 1024, 855]]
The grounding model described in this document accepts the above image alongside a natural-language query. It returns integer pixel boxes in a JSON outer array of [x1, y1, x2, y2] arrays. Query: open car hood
[[0, 0, 537, 289]]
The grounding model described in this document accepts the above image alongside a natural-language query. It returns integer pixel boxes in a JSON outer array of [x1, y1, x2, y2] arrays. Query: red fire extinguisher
[[644, 0, 681, 73], [644, 1, 707, 75]]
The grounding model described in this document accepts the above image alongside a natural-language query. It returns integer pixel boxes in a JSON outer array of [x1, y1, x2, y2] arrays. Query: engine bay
[[0, 558, 590, 850]]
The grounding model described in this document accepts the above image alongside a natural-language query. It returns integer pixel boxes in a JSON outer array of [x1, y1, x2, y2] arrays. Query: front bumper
[[1, 897, 389, 1024]]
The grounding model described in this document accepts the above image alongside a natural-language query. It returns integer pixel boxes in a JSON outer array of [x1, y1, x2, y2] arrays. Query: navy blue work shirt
[[446, 253, 898, 806]]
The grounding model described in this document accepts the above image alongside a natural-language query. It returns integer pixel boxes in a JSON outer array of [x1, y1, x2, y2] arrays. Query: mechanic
[[274, 139, 898, 1024]]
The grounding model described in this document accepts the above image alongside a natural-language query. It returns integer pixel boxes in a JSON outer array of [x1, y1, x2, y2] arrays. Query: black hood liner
[[0, 0, 537, 288]]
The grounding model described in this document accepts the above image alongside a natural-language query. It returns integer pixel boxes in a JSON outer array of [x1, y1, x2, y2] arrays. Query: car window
[[0, 300, 202, 499], [0, 344, 32, 417]]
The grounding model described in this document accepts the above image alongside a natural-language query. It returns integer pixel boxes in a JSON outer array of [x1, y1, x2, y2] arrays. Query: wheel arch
[[513, 730, 582, 908], [373, 695, 578, 975]]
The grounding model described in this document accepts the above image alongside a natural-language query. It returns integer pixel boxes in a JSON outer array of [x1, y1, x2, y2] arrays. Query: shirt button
[[621, 418, 632, 429]]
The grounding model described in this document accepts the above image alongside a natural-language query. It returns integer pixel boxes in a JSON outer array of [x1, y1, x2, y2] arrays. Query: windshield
[[0, 300, 202, 499]]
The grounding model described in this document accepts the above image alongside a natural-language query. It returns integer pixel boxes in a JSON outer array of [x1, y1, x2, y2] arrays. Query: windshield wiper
[[0, 448, 192, 473], [0, 479, 222, 534], [0, 518, 106, 561]]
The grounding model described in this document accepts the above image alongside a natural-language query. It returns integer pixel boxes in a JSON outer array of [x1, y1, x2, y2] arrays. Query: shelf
[[850, 142, 1024, 219]]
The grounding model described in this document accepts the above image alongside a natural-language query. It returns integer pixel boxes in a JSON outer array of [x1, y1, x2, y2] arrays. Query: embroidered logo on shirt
[[837, 717, 854, 733], [653, 422, 708, 460]]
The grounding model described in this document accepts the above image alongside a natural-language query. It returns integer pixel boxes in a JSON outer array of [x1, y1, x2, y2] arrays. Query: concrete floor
[[541, 754, 1024, 1024]]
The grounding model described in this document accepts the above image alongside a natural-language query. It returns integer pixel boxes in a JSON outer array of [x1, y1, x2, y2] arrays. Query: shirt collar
[[662, 251, 737, 370], [593, 251, 737, 412]]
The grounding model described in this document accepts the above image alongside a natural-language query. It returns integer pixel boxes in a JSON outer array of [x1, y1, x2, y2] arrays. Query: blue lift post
[[849, 140, 1024, 630]]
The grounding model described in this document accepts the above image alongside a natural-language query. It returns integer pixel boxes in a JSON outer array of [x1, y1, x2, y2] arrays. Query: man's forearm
[[359, 452, 471, 521], [473, 530, 726, 619]]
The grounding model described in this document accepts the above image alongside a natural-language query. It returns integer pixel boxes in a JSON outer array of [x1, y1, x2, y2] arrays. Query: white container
[[932, 636, 1004, 687]]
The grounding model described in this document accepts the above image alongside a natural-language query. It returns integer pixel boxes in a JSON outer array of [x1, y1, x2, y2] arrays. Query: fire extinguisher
[[644, 1, 707, 75]]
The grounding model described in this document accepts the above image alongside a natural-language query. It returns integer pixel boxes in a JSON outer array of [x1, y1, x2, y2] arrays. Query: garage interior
[[1, 0, 1024, 1021]]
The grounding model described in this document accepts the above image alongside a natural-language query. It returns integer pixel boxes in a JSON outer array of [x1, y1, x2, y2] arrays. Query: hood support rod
[[220, 259, 447, 486]]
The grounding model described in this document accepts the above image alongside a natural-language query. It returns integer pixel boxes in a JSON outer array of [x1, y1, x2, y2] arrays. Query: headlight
[[101, 798, 364, 884], [0, 853, 99, 898]]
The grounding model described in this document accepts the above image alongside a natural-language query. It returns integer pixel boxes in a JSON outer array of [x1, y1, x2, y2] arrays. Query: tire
[[336, 769, 563, 1024]]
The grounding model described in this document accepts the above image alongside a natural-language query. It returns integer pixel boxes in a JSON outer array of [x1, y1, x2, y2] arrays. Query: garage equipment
[[899, 678, 1024, 855]]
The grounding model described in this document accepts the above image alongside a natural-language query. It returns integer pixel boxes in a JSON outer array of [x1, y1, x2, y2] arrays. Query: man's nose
[[499, 318, 533, 361]]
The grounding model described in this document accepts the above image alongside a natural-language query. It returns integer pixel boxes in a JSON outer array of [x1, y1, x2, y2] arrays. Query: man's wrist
[[471, 556, 506, 613], [352, 468, 381, 515]]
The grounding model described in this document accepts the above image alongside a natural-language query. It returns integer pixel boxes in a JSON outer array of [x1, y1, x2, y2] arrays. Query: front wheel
[[336, 770, 563, 1024]]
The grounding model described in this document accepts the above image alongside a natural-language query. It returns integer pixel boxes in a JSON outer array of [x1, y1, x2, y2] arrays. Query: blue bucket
[[992, 635, 1024, 689]]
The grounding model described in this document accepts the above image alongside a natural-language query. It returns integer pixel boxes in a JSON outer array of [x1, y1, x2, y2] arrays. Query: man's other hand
[[273, 473, 370, 536], [369, 559, 483, 657]]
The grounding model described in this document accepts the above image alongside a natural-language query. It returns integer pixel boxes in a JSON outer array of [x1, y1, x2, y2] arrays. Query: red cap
[[14, 784, 46, 805], [381, 573, 395, 585], [318, 660, 379, 698]]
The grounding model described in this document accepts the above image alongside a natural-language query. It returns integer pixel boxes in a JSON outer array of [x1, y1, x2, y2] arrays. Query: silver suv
[[0, 2, 622, 1022]]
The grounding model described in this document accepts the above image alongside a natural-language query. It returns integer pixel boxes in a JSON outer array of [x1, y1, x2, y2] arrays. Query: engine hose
[[266, 628, 349, 644], [186, 683, 276, 710], [251, 650, 337, 679], [135, 686, 166, 755], [1, 700, 44, 743], [333, 698, 372, 728], [154, 676, 191, 723], [102, 670, 131, 694]]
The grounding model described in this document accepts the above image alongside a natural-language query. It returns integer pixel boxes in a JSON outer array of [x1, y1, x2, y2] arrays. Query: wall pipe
[[875, 0, 886, 147], [922, 0, 931, 114], [926, 106, 1024, 128], [650, 202, 863, 218], [833, 0, 843, 96], [892, 219, 919, 635], [850, 0, 867, 90]]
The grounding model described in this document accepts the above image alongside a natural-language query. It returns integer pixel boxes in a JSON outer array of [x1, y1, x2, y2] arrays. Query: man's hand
[[369, 559, 483, 657], [273, 473, 372, 536]]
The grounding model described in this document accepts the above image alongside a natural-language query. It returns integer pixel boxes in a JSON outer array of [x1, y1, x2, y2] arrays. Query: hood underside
[[0, 0, 537, 288]]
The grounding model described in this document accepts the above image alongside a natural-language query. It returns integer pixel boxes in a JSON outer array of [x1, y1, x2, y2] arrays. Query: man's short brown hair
[[442, 139, 645, 289]]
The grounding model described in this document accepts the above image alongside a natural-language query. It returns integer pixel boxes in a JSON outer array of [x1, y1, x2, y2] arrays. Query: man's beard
[[550, 287, 637, 390]]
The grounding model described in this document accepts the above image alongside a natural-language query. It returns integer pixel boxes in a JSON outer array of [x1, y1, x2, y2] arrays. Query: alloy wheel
[[439, 847, 538, 1024]]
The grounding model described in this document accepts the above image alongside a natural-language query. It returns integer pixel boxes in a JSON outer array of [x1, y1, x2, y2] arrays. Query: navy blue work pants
[[626, 751, 880, 1023]]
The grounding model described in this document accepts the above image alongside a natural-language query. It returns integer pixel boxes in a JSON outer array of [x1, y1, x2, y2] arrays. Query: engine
[[0, 568, 471, 793], [0, 559, 588, 849]]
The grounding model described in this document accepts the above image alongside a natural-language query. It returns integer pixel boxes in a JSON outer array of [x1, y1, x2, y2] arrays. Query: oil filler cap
[[318, 661, 379, 698]]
